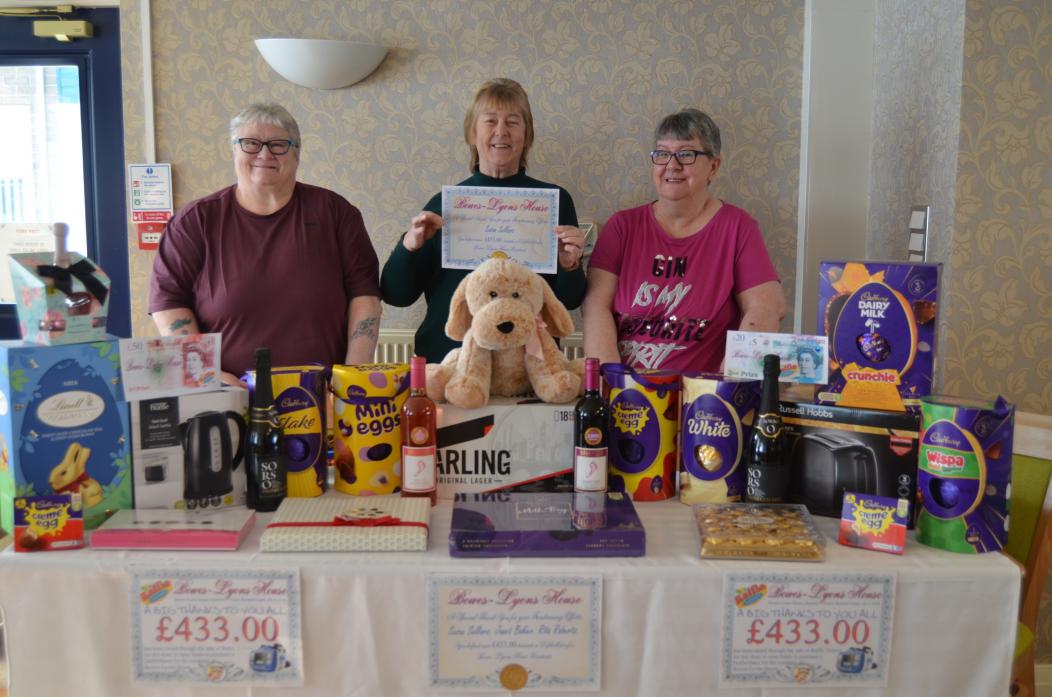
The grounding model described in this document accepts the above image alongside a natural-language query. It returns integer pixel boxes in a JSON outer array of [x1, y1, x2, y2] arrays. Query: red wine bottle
[[401, 356, 437, 504], [574, 357, 609, 492], [744, 354, 790, 503], [245, 347, 288, 511]]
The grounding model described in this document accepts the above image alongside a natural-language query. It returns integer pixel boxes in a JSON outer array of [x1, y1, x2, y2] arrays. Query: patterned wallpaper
[[118, 0, 803, 339], [868, 0, 964, 268], [943, 0, 1051, 416], [947, 0, 1052, 661]]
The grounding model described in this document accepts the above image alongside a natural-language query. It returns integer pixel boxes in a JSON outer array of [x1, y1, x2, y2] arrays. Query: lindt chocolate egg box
[[817, 261, 940, 413], [449, 492, 645, 557], [0, 340, 132, 534]]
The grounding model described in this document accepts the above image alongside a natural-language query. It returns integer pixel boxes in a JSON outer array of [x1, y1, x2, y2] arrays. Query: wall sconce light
[[255, 38, 388, 90]]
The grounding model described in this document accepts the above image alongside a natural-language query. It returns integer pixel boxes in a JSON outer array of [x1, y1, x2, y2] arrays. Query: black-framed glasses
[[649, 149, 713, 165], [233, 138, 298, 155]]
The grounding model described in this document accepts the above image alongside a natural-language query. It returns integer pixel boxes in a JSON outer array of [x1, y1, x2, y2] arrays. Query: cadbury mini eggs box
[[817, 261, 940, 412], [330, 363, 410, 495]]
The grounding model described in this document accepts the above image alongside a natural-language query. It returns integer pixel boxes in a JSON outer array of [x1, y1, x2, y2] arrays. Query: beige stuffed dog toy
[[427, 257, 583, 409]]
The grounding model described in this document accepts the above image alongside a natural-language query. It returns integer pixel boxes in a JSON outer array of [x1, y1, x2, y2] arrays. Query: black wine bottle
[[574, 357, 609, 492], [744, 354, 790, 503], [245, 347, 288, 511]]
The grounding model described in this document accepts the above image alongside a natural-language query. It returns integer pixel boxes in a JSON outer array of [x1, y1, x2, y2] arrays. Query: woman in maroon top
[[149, 103, 382, 383]]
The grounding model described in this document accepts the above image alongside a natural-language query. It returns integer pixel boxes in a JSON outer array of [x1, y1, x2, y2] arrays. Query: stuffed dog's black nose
[[497, 321, 515, 335]]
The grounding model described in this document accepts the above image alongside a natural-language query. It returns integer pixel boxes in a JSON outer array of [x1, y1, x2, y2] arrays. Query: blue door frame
[[0, 8, 130, 338]]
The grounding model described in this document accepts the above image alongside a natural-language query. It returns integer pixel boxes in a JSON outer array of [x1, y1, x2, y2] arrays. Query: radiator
[[374, 330, 584, 362]]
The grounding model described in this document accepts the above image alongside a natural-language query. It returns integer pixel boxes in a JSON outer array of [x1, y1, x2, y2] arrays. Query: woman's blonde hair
[[463, 78, 535, 172]]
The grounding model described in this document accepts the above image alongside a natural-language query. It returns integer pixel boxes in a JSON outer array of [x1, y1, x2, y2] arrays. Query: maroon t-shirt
[[149, 183, 380, 375]]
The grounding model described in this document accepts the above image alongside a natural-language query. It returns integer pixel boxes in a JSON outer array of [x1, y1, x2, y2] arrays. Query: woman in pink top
[[583, 108, 786, 372]]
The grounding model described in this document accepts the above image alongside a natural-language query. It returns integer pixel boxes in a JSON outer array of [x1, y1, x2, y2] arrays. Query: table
[[0, 500, 1019, 696]]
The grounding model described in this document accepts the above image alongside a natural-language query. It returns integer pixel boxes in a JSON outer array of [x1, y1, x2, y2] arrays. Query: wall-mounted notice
[[0, 223, 53, 303], [128, 163, 173, 223]]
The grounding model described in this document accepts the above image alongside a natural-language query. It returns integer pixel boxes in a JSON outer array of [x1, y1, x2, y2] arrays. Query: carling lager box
[[435, 397, 574, 500]]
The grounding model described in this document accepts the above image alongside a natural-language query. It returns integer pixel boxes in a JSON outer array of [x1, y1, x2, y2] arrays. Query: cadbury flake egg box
[[602, 364, 679, 501], [330, 364, 410, 495], [244, 365, 329, 497], [679, 373, 760, 504], [916, 395, 1014, 554], [817, 261, 940, 412]]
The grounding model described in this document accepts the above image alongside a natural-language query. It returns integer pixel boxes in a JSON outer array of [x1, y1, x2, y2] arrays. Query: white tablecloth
[[0, 500, 1019, 696]]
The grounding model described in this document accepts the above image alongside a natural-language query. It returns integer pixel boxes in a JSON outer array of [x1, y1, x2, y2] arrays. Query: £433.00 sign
[[129, 568, 302, 685], [720, 572, 895, 688]]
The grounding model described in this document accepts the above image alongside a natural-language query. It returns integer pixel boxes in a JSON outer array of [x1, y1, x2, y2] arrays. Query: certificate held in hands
[[440, 186, 559, 273]]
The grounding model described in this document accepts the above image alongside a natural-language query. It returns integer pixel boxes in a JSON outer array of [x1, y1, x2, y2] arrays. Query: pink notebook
[[90, 508, 256, 550]]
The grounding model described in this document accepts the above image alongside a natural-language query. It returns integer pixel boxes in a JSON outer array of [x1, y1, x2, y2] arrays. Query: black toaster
[[790, 432, 879, 516]]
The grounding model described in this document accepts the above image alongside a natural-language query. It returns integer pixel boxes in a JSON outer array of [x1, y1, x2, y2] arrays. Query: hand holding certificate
[[441, 186, 560, 272]]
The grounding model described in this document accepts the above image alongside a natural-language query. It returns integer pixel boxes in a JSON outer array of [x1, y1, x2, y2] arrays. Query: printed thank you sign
[[721, 572, 895, 688]]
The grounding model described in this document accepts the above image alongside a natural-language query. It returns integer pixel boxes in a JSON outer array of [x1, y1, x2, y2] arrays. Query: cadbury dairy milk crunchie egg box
[[817, 261, 940, 413]]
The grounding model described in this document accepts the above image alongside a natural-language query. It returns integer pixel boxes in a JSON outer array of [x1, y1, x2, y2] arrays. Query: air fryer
[[791, 432, 879, 516], [179, 410, 245, 508]]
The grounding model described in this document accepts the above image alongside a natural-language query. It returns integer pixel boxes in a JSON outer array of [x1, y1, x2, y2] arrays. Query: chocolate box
[[130, 388, 249, 511], [679, 373, 760, 504], [8, 250, 111, 345], [435, 397, 575, 500], [817, 261, 940, 412], [779, 401, 920, 523], [916, 395, 1014, 554], [449, 491, 645, 557], [13, 494, 85, 552], [0, 340, 131, 532]]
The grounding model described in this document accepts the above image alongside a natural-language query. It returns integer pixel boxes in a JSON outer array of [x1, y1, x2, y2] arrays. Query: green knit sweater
[[380, 169, 586, 363]]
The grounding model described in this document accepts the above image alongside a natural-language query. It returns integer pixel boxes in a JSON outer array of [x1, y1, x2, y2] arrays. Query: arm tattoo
[[350, 317, 379, 341], [169, 318, 193, 335]]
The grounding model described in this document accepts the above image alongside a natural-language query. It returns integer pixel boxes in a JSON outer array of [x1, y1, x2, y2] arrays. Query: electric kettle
[[179, 410, 246, 508]]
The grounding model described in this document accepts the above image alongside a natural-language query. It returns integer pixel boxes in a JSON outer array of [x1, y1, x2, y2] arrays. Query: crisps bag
[[602, 364, 680, 501], [330, 364, 410, 495]]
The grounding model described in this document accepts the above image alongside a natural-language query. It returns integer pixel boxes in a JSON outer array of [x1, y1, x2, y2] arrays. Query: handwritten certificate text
[[429, 574, 601, 691], [441, 186, 559, 272]]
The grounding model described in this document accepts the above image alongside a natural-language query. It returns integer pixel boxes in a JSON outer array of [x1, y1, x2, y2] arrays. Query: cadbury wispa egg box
[[0, 340, 132, 533], [817, 261, 940, 413]]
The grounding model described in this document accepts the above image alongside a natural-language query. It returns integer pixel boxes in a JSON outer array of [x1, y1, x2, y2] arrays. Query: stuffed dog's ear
[[445, 273, 474, 341], [538, 280, 575, 338]]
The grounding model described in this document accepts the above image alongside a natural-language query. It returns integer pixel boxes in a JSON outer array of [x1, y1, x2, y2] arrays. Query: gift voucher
[[720, 572, 895, 688], [120, 333, 221, 399], [441, 186, 559, 272], [429, 574, 601, 691], [129, 567, 302, 685], [724, 331, 829, 384]]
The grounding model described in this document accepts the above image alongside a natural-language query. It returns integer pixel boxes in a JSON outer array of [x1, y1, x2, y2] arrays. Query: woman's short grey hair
[[653, 108, 721, 157], [229, 103, 301, 146]]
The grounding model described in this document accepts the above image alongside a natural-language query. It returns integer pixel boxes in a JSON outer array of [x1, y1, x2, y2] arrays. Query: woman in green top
[[380, 78, 587, 363]]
